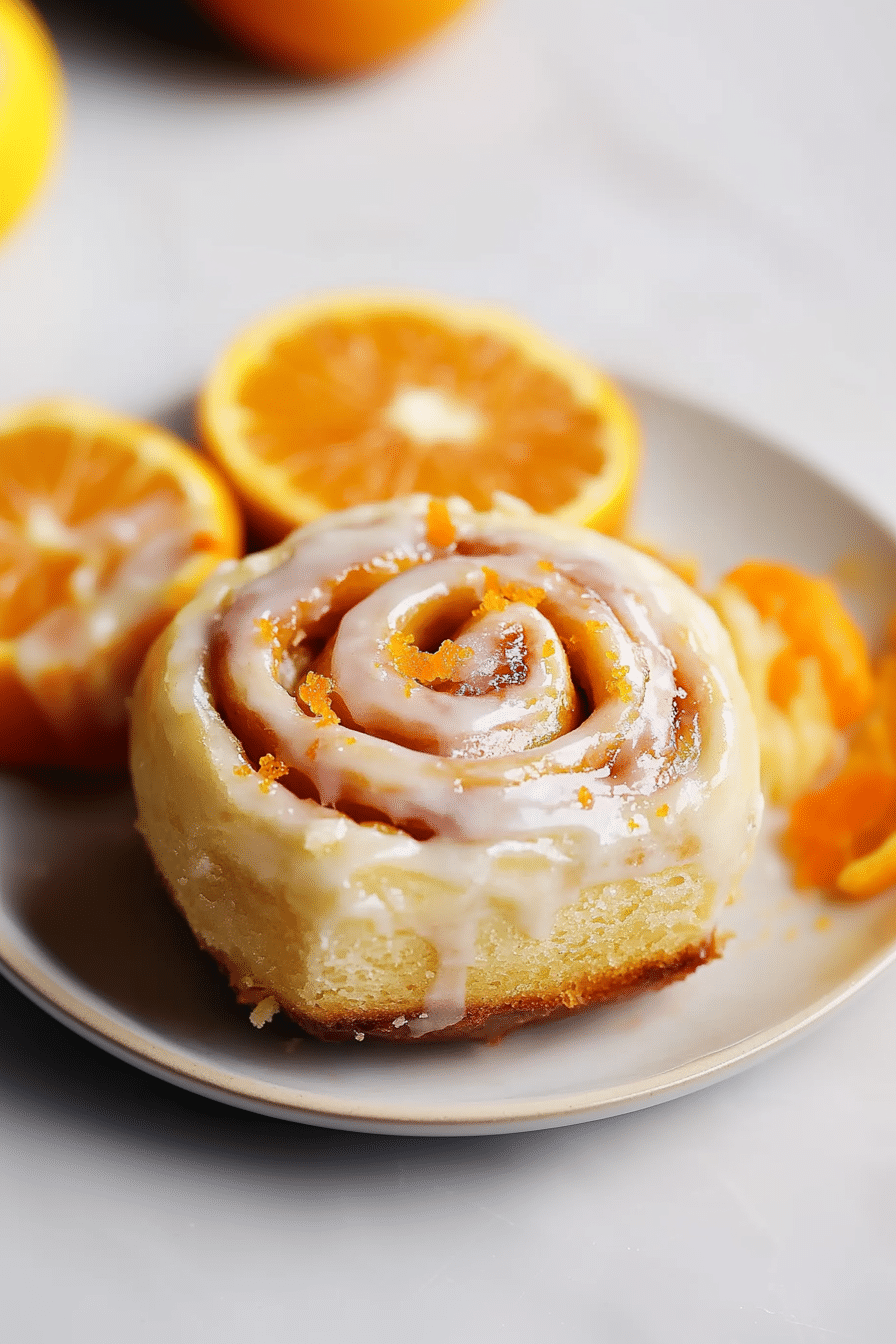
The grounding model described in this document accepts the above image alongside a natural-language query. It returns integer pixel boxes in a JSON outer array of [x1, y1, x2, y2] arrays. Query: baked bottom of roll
[[158, 860, 718, 1042], [130, 496, 761, 1042]]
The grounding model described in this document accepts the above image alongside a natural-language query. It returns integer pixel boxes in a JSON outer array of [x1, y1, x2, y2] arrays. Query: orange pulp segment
[[193, 0, 474, 75], [0, 401, 242, 768], [725, 560, 873, 730], [784, 643, 896, 899], [200, 294, 640, 544]]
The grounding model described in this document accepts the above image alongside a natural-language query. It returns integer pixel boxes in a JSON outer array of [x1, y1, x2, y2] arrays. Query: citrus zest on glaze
[[298, 670, 340, 725], [472, 566, 545, 618], [387, 629, 473, 685], [233, 754, 289, 792], [258, 754, 289, 792]]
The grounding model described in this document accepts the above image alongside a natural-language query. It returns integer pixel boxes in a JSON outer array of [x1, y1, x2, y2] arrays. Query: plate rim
[[1, 924, 894, 1134], [3, 380, 896, 1136]]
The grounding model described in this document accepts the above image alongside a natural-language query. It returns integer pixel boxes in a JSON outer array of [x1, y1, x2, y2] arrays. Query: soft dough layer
[[130, 497, 762, 1040]]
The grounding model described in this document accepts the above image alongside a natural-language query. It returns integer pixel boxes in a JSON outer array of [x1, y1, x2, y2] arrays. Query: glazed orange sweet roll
[[130, 496, 762, 1041]]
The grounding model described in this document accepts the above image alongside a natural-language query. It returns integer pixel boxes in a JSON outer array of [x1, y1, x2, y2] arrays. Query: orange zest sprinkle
[[472, 566, 545, 619], [306, 737, 320, 760], [542, 639, 556, 658], [425, 498, 456, 548], [537, 559, 554, 573], [345, 736, 356, 745], [607, 663, 633, 702], [387, 628, 473, 684], [627, 818, 640, 831], [656, 804, 669, 818], [257, 754, 289, 793], [233, 755, 289, 792], [577, 785, 594, 810], [586, 620, 608, 634], [298, 670, 340, 725]]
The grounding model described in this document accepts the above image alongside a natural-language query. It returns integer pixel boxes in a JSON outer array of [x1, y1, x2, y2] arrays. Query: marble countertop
[[2, 1, 895, 1338]]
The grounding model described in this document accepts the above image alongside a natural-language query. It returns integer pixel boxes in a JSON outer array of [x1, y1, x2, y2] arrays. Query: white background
[[1, 1, 895, 1338]]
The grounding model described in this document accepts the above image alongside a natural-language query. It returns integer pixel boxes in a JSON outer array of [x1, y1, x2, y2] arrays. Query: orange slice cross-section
[[0, 401, 242, 769], [200, 293, 640, 544]]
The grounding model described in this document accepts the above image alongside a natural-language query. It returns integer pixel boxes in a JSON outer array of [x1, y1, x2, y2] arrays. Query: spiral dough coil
[[130, 496, 762, 1040]]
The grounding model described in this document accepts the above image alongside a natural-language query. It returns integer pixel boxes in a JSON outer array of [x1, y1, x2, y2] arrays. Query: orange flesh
[[726, 561, 873, 730], [257, 753, 289, 792], [235, 312, 606, 514], [785, 647, 896, 895], [0, 423, 194, 641]]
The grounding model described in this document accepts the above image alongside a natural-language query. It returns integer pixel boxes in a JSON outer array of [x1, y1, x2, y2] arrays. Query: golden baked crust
[[130, 497, 761, 1041]]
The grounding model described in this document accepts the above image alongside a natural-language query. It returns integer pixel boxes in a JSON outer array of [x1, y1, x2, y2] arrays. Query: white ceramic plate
[[3, 384, 896, 1137]]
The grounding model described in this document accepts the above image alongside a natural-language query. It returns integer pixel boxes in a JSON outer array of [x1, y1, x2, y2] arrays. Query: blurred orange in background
[[192, 0, 475, 75], [0, 0, 62, 239]]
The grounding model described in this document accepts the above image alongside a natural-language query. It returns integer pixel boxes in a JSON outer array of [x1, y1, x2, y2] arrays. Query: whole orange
[[193, 0, 475, 75]]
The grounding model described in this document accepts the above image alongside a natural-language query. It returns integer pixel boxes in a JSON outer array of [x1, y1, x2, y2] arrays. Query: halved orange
[[199, 293, 640, 545], [0, 401, 242, 769]]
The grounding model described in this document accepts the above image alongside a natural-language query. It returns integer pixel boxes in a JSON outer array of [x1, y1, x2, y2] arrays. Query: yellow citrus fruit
[[0, 401, 243, 769], [200, 293, 640, 544], [193, 0, 474, 76], [0, 0, 62, 239]]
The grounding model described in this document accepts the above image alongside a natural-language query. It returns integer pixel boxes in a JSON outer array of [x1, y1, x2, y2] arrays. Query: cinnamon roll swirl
[[130, 497, 762, 1040]]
